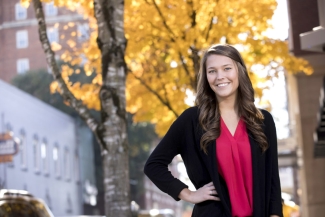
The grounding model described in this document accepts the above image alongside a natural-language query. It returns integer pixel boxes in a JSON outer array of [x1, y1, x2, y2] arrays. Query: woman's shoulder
[[176, 106, 199, 123], [259, 109, 274, 123], [181, 106, 199, 116], [180, 106, 199, 118]]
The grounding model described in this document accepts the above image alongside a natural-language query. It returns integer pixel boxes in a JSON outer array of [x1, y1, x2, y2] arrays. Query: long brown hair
[[195, 44, 268, 154]]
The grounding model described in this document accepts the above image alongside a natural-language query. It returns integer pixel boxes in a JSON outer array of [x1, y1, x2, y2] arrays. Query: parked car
[[0, 189, 54, 217]]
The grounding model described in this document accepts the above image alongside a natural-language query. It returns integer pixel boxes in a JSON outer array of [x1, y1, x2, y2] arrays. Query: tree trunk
[[32, 0, 131, 216], [94, 0, 130, 215]]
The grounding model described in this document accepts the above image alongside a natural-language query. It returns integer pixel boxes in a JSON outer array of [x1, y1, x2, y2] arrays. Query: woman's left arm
[[267, 113, 283, 217]]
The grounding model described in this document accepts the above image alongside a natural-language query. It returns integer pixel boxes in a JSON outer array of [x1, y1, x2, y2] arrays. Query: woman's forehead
[[206, 54, 234, 67]]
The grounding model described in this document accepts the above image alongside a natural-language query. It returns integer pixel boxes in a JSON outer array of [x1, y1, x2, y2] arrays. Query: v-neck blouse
[[216, 118, 253, 217]]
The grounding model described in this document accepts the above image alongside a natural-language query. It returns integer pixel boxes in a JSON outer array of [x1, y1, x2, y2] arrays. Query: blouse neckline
[[220, 117, 243, 138]]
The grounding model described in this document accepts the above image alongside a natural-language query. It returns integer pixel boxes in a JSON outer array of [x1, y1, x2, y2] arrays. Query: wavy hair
[[195, 44, 268, 154]]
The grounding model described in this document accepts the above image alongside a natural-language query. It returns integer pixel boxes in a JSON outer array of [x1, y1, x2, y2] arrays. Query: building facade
[[286, 0, 325, 216], [0, 0, 88, 82], [0, 79, 82, 215]]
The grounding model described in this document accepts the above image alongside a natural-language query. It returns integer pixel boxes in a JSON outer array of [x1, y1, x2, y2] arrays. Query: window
[[64, 148, 70, 180], [77, 23, 89, 41], [45, 188, 52, 210], [45, 2, 58, 16], [15, 3, 27, 20], [41, 140, 48, 175], [74, 152, 80, 182], [16, 30, 28, 49], [53, 145, 60, 178], [47, 27, 59, 44], [33, 136, 40, 173], [19, 129, 27, 170], [17, 59, 29, 74], [66, 193, 72, 213], [5, 124, 14, 168]]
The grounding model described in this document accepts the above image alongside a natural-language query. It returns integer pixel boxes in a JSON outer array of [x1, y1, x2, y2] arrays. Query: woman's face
[[206, 54, 239, 101]]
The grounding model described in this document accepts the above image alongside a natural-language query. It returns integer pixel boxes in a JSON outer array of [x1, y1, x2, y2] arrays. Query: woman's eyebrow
[[207, 64, 232, 69]]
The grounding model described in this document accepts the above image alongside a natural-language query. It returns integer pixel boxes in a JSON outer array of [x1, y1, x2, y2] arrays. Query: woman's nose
[[216, 72, 224, 80]]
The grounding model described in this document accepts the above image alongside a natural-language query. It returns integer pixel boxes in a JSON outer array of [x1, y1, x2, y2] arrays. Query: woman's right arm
[[144, 108, 220, 203], [144, 110, 190, 201]]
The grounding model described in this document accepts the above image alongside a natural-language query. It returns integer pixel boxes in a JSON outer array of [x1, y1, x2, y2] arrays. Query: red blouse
[[216, 118, 253, 217]]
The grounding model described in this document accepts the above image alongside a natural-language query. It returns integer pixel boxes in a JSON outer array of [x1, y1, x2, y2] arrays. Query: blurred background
[[0, 0, 324, 216]]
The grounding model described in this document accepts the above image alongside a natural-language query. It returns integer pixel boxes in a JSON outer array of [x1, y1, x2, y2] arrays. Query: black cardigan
[[144, 107, 283, 217]]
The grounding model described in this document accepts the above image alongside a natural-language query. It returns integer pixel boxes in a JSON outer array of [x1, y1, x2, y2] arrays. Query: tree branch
[[205, 16, 214, 41], [189, 46, 200, 91], [129, 71, 179, 118], [32, 0, 107, 151], [187, 0, 196, 27], [152, 0, 176, 42], [178, 52, 196, 89]]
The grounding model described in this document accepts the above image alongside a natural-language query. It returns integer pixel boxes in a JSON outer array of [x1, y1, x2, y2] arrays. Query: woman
[[144, 44, 283, 217]]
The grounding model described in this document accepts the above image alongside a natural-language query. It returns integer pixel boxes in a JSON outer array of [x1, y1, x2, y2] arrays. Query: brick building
[[0, 0, 89, 82], [286, 0, 325, 216]]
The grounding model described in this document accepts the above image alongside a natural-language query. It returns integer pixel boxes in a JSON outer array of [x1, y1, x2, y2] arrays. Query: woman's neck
[[218, 96, 239, 118]]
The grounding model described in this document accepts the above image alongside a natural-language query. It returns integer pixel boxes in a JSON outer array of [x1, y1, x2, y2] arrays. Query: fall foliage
[[23, 0, 313, 136], [124, 0, 313, 135]]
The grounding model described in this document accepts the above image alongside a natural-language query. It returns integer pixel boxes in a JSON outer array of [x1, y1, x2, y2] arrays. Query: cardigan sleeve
[[144, 108, 192, 201], [265, 112, 283, 217]]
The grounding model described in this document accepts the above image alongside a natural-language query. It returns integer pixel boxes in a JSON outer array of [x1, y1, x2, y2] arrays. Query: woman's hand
[[178, 182, 220, 204]]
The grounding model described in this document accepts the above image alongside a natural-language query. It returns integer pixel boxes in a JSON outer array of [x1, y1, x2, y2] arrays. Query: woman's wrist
[[178, 188, 192, 203]]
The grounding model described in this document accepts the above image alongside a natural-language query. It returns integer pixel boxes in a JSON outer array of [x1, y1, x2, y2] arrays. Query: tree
[[25, 0, 131, 216], [124, 0, 313, 136], [11, 69, 157, 211], [41, 0, 313, 138]]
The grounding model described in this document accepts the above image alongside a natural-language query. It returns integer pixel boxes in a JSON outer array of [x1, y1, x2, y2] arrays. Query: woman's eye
[[208, 70, 215, 73], [225, 67, 231, 71]]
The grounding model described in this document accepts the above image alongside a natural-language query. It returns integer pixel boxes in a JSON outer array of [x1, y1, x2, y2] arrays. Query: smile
[[216, 82, 230, 87]]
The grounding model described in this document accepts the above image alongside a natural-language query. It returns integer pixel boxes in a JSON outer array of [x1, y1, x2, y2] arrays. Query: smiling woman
[[144, 44, 283, 217]]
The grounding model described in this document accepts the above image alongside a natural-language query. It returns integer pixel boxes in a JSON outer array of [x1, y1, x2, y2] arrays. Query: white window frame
[[74, 152, 80, 182], [15, 3, 27, 20], [64, 148, 70, 180], [47, 27, 59, 44], [45, 2, 58, 17], [16, 30, 28, 49], [33, 136, 40, 173], [20, 130, 27, 170], [41, 140, 48, 175], [17, 59, 30, 74], [53, 145, 61, 178]]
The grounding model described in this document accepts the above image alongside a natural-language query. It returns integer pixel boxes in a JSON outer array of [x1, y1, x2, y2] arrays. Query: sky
[[265, 0, 290, 139], [265, 0, 289, 41]]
